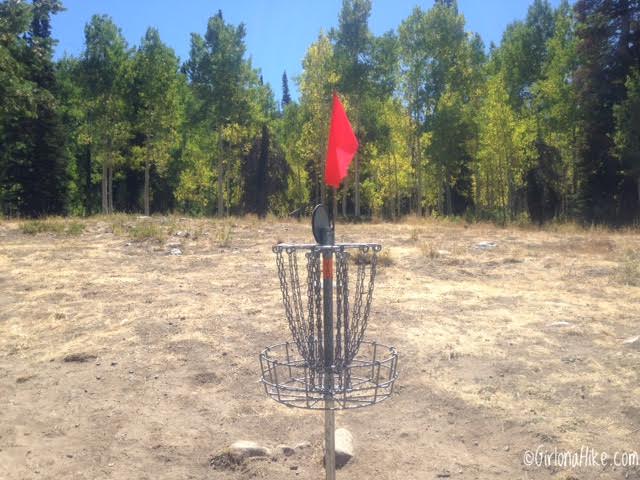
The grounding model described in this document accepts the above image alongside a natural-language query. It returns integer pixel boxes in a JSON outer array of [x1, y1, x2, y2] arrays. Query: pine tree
[[0, 0, 67, 217], [281, 71, 291, 109], [613, 67, 640, 219], [574, 0, 640, 223]]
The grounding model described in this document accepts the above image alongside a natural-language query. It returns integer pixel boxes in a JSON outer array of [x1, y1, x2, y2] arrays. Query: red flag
[[325, 92, 358, 188]]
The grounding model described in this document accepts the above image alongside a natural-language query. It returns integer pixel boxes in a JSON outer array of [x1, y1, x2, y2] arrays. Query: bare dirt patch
[[1, 216, 639, 479]]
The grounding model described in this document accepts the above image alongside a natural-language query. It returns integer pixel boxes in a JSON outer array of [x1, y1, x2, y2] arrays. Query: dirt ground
[[1, 215, 640, 480]]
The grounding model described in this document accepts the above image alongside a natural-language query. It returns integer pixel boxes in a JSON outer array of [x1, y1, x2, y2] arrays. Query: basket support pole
[[322, 227, 336, 480]]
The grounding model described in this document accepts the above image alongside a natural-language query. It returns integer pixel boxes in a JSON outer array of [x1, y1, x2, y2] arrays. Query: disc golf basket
[[258, 204, 399, 479]]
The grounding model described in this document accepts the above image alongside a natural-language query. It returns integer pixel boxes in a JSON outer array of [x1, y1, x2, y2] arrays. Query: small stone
[[504, 445, 510, 451], [228, 441, 271, 462], [294, 441, 311, 450], [548, 321, 572, 327], [276, 444, 295, 456], [333, 428, 354, 469], [290, 465, 299, 470], [436, 250, 451, 256], [169, 248, 182, 256], [474, 241, 497, 250], [623, 336, 640, 348]]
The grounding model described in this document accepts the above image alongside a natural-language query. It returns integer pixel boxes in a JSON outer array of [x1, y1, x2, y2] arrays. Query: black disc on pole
[[312, 204, 332, 244]]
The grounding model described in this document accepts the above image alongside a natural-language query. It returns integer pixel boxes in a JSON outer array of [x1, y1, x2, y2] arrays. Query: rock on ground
[[333, 428, 354, 469], [228, 441, 271, 462], [474, 241, 497, 250], [547, 321, 573, 328], [294, 441, 312, 451], [275, 444, 295, 456]]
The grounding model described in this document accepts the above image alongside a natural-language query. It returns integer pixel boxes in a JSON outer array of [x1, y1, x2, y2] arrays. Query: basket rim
[[259, 339, 398, 366], [258, 339, 399, 410], [272, 242, 382, 253]]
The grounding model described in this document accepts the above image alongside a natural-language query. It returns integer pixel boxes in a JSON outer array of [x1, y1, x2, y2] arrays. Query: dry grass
[[420, 241, 440, 259], [615, 249, 640, 286], [20, 218, 85, 236], [215, 222, 234, 247], [1, 215, 640, 480], [128, 221, 165, 242]]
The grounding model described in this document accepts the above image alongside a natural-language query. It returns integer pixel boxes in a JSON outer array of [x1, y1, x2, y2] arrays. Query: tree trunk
[[341, 179, 348, 218], [217, 161, 224, 217], [437, 166, 444, 215], [108, 164, 114, 214], [394, 154, 399, 219], [296, 166, 302, 213], [354, 154, 360, 217], [320, 152, 327, 206], [445, 181, 453, 216], [332, 188, 337, 222], [416, 136, 423, 216], [226, 175, 231, 217], [144, 160, 150, 216], [217, 131, 224, 217], [637, 176, 640, 216], [101, 162, 108, 214]]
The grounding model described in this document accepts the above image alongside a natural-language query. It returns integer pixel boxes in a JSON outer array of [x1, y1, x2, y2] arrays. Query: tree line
[[1, 0, 639, 224]]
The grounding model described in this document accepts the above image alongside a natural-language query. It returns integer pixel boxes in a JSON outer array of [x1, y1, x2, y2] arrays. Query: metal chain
[[273, 244, 379, 388], [306, 249, 322, 387]]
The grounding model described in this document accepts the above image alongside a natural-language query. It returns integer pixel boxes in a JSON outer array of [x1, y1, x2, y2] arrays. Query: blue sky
[[51, 0, 565, 102]]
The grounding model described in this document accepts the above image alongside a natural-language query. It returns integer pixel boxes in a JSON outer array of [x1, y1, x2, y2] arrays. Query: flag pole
[[322, 91, 357, 480], [332, 187, 337, 224]]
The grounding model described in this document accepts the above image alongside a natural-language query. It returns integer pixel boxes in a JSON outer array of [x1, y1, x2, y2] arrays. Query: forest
[[0, 0, 639, 225]]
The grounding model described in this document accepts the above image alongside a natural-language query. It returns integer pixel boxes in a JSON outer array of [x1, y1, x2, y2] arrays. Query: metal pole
[[322, 226, 336, 480]]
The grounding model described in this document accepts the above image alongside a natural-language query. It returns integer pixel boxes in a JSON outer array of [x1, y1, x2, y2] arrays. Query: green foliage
[[131, 27, 183, 215], [574, 0, 640, 223], [281, 71, 291, 109], [399, 1, 484, 216], [298, 31, 337, 204], [362, 99, 413, 218], [1, 0, 639, 225], [530, 1, 578, 218], [78, 14, 131, 214], [183, 11, 269, 217], [475, 71, 536, 222], [0, 0, 68, 217], [613, 67, 640, 214]]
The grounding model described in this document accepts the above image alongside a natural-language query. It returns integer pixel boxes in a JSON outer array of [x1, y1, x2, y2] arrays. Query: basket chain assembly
[[264, 243, 397, 409], [274, 245, 378, 374]]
